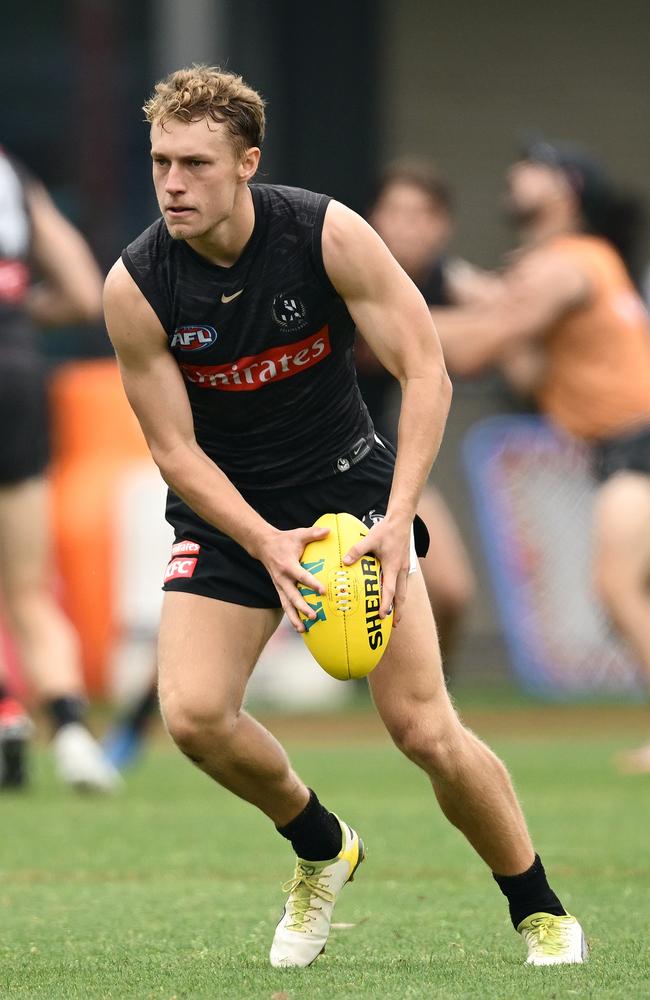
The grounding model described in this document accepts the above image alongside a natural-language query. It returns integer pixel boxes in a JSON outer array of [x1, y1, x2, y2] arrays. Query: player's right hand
[[255, 525, 329, 632]]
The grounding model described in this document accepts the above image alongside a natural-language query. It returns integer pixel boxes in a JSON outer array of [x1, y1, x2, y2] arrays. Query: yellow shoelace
[[281, 863, 335, 933], [525, 916, 570, 955]]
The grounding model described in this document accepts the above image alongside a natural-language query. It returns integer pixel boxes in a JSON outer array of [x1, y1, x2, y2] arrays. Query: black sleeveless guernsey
[[122, 184, 374, 490]]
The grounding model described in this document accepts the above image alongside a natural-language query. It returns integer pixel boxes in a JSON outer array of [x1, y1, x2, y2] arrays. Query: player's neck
[[186, 185, 255, 267]]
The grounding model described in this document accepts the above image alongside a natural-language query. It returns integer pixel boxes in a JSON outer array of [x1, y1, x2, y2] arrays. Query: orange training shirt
[[536, 235, 650, 441]]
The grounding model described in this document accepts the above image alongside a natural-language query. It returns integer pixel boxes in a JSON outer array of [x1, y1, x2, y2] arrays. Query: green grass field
[[1, 702, 649, 999]]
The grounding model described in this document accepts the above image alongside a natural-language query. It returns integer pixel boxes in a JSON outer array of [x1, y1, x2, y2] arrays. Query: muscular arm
[[103, 260, 327, 629], [25, 182, 104, 326], [322, 201, 453, 618], [431, 248, 591, 376]]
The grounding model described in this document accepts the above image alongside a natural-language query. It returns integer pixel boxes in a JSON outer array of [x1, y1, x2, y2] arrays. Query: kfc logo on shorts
[[272, 293, 308, 331], [171, 540, 201, 557], [164, 557, 198, 582], [170, 325, 218, 351]]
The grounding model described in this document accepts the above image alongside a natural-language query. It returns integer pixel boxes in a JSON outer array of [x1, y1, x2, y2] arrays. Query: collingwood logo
[[272, 293, 308, 331]]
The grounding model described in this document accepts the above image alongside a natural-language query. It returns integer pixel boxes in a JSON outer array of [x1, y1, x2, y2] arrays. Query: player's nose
[[165, 163, 186, 194]]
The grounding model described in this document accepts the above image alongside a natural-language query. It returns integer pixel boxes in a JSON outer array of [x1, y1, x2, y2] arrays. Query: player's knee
[[388, 708, 463, 774], [161, 693, 236, 760]]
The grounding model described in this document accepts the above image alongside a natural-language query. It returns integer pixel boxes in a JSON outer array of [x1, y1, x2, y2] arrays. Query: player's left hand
[[342, 514, 411, 625]]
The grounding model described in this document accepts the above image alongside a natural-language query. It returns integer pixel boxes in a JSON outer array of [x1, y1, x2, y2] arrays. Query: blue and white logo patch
[[170, 325, 218, 352]]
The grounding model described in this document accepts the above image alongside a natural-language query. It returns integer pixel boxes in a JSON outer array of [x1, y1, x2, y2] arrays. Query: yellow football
[[298, 512, 393, 680]]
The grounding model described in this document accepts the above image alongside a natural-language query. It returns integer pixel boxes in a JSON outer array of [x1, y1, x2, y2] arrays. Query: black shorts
[[163, 439, 430, 608], [0, 350, 50, 486], [592, 424, 650, 483]]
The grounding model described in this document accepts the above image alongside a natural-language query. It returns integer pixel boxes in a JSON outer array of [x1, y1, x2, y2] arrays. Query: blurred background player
[[356, 160, 487, 668], [0, 146, 120, 791], [432, 139, 650, 769]]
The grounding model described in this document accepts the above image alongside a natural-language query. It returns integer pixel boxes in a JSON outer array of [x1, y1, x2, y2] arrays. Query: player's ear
[[239, 146, 260, 182]]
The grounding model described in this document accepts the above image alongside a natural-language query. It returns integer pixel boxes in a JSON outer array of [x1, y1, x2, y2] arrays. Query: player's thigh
[[158, 591, 282, 721], [591, 472, 650, 587], [368, 570, 455, 737], [417, 486, 475, 606], [0, 476, 51, 598]]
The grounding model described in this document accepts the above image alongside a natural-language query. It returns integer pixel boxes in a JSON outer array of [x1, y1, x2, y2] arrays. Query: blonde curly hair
[[144, 65, 265, 156]]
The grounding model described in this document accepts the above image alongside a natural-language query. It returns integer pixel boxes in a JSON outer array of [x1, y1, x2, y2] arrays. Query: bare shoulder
[[103, 259, 167, 358], [322, 199, 379, 256], [104, 258, 145, 310], [322, 199, 398, 296]]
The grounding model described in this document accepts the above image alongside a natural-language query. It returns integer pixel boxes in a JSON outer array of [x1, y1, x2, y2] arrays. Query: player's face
[[370, 182, 451, 277], [151, 118, 249, 240], [506, 161, 574, 227]]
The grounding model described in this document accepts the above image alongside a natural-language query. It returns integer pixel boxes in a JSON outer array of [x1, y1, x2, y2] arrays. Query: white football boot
[[269, 817, 364, 967], [518, 912, 588, 965], [52, 722, 122, 793]]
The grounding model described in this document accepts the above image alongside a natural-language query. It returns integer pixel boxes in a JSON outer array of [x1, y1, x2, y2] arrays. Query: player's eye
[[189, 160, 206, 167]]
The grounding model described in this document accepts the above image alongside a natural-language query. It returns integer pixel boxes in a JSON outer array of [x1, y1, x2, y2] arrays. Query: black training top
[[122, 183, 374, 489]]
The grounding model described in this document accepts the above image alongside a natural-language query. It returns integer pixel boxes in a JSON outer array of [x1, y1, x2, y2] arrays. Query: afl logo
[[171, 325, 218, 351], [272, 293, 308, 331]]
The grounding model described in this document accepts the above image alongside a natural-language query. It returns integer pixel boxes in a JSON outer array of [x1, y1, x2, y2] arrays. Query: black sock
[[46, 696, 87, 735], [493, 854, 566, 929], [276, 789, 343, 861], [122, 684, 158, 734]]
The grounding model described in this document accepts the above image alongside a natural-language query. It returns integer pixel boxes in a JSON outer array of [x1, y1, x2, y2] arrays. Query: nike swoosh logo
[[221, 289, 244, 304]]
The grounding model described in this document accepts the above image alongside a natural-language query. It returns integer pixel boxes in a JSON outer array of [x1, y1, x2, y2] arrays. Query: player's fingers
[[342, 536, 372, 566], [277, 578, 316, 631], [281, 595, 305, 633], [285, 579, 321, 622], [299, 525, 330, 545], [295, 568, 326, 595], [392, 568, 409, 625], [379, 570, 397, 619]]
